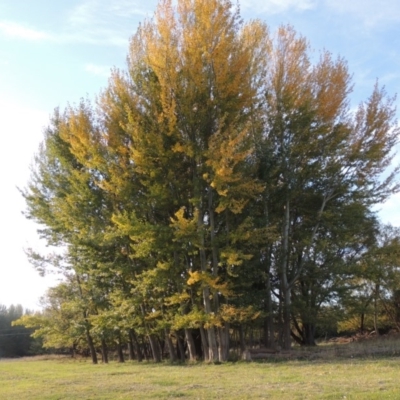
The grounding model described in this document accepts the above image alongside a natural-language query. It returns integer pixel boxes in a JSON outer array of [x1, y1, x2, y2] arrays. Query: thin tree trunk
[[148, 334, 161, 362], [218, 325, 229, 361], [263, 199, 276, 350], [265, 262, 275, 349], [197, 206, 219, 362], [130, 329, 143, 362], [142, 337, 150, 361], [101, 339, 108, 364], [117, 333, 125, 363], [85, 327, 98, 364], [239, 325, 246, 353], [374, 284, 380, 335], [184, 328, 197, 361], [165, 329, 177, 362], [127, 332, 135, 361], [303, 323, 316, 346], [360, 312, 365, 334], [75, 275, 98, 364], [199, 326, 209, 361], [176, 331, 186, 361], [281, 200, 291, 350]]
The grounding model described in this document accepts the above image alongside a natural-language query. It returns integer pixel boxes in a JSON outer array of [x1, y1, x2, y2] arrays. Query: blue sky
[[1, 0, 399, 310]]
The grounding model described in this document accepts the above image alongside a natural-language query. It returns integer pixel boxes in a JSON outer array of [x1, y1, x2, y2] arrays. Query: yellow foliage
[[187, 270, 202, 285], [219, 304, 261, 323], [164, 292, 191, 306], [187, 270, 233, 297]]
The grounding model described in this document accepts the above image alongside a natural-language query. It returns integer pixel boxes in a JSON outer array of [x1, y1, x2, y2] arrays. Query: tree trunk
[[101, 339, 108, 364], [206, 326, 219, 362], [239, 325, 246, 353], [374, 284, 380, 335], [360, 312, 365, 334], [176, 331, 186, 361], [142, 337, 150, 361], [195, 197, 219, 362], [264, 267, 276, 349], [128, 331, 135, 361], [199, 326, 209, 361], [281, 200, 292, 350], [130, 329, 143, 362], [165, 329, 177, 362], [218, 325, 229, 361], [85, 327, 98, 364], [184, 328, 197, 361], [117, 334, 125, 363], [76, 275, 97, 364], [302, 323, 316, 346], [148, 334, 161, 362]]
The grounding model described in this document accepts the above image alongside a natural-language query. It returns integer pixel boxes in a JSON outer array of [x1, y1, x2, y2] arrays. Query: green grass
[[1, 354, 400, 399]]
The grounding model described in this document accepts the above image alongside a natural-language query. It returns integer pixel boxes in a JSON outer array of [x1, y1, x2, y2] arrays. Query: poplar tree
[[98, 0, 268, 361], [257, 26, 399, 349], [21, 0, 400, 358]]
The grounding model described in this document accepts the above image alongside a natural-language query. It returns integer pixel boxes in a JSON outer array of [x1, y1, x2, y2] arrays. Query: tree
[[255, 26, 399, 348], [94, 0, 268, 362], [21, 0, 399, 358], [340, 224, 400, 334]]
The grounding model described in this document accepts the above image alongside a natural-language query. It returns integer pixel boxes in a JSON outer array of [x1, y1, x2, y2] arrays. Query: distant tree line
[[15, 0, 400, 363], [0, 304, 37, 357]]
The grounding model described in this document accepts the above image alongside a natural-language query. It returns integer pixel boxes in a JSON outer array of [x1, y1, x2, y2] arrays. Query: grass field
[[1, 351, 400, 400]]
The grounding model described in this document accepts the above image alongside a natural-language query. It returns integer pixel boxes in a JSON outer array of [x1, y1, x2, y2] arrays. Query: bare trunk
[[360, 312, 365, 333], [116, 332, 125, 363], [374, 284, 380, 335], [148, 334, 161, 362], [283, 286, 291, 349], [117, 340, 125, 363], [75, 275, 97, 364], [265, 264, 275, 349], [199, 326, 209, 361], [302, 323, 316, 346], [263, 199, 275, 349], [218, 325, 229, 361], [208, 188, 219, 281], [239, 325, 246, 353], [176, 331, 186, 361], [130, 329, 143, 362], [281, 200, 291, 350], [165, 329, 177, 362], [206, 327, 219, 362], [85, 327, 98, 364], [197, 205, 219, 362], [101, 339, 108, 364], [184, 328, 197, 361], [127, 331, 135, 361]]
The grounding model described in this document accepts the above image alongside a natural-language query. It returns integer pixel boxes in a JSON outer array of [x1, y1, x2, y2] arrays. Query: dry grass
[[245, 334, 400, 362], [313, 333, 400, 360]]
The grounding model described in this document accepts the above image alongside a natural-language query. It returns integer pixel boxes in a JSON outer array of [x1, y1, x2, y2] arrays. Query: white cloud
[[85, 63, 112, 77], [325, 0, 400, 28], [66, 0, 155, 46], [0, 21, 49, 41], [376, 192, 400, 227], [69, 0, 150, 25], [241, 0, 316, 14], [0, 0, 155, 47]]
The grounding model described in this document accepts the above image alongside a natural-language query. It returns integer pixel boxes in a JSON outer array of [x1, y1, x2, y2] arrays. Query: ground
[[1, 341, 400, 400]]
